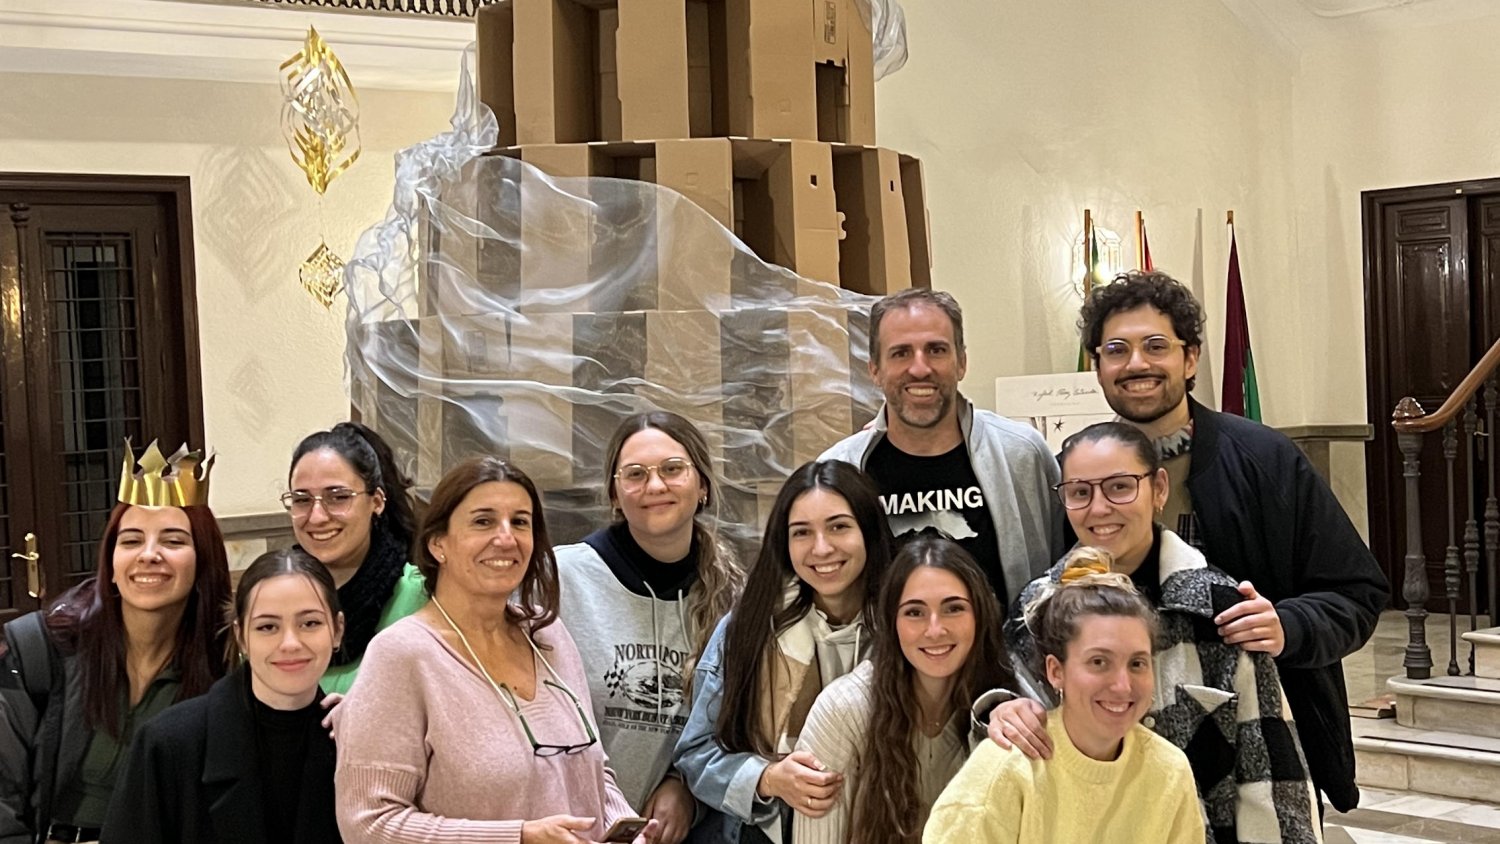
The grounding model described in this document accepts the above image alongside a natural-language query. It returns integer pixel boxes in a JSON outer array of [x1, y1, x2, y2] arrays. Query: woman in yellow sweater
[[923, 553, 1203, 844]]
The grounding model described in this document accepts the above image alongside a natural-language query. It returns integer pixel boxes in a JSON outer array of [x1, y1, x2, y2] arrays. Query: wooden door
[[1365, 183, 1499, 614], [0, 179, 202, 623]]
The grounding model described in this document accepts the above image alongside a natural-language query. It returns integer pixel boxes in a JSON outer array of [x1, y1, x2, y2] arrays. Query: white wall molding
[[0, 0, 472, 91]]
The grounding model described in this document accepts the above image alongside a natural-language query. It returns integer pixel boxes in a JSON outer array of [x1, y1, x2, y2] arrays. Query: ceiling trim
[[0, 0, 472, 91]]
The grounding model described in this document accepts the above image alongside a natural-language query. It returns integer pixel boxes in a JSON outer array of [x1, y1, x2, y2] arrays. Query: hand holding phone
[[602, 816, 651, 843]]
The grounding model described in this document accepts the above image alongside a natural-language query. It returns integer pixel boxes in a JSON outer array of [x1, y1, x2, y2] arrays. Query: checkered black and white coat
[[1004, 530, 1323, 844]]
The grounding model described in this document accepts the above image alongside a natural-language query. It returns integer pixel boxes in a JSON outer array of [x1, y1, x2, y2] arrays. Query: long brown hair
[[713, 460, 893, 756], [45, 503, 232, 736], [848, 533, 1010, 843], [602, 411, 744, 664], [415, 456, 559, 632]]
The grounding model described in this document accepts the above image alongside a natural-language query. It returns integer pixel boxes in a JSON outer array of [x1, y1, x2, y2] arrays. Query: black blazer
[[100, 667, 341, 844]]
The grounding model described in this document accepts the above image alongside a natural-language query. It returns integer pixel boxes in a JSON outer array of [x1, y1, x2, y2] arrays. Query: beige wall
[[875, 0, 1302, 422], [0, 71, 455, 516]]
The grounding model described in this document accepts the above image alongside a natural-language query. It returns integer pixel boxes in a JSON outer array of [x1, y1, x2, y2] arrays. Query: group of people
[[0, 270, 1389, 844]]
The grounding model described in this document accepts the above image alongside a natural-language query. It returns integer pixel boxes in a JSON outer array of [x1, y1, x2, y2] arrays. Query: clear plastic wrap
[[853, 0, 909, 80], [344, 51, 882, 554]]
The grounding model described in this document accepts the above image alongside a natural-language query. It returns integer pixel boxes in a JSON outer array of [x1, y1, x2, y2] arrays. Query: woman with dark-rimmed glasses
[[983, 422, 1321, 844], [284, 423, 426, 694], [333, 457, 658, 844]]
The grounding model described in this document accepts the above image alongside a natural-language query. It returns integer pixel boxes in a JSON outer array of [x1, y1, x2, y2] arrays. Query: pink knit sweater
[[335, 614, 637, 843]]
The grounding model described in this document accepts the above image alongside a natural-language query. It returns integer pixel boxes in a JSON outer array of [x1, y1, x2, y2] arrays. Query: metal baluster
[[1465, 398, 1486, 675], [1444, 418, 1462, 676], [1487, 379, 1500, 651], [1396, 397, 1433, 679]]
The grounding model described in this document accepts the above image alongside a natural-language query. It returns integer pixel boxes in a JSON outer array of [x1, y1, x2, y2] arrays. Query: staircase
[[1354, 628, 1500, 800]]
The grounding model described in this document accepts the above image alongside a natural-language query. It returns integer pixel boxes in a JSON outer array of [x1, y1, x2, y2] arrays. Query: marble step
[[1462, 627, 1500, 680], [1353, 719, 1500, 802], [1388, 674, 1500, 738]]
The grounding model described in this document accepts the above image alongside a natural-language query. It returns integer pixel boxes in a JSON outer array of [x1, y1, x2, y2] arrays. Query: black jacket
[[0, 611, 88, 844], [1184, 397, 1389, 811], [101, 667, 340, 844]]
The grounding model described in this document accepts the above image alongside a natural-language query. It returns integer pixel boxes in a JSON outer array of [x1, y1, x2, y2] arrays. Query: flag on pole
[[1221, 214, 1261, 420], [1138, 212, 1154, 271], [1078, 210, 1097, 371]]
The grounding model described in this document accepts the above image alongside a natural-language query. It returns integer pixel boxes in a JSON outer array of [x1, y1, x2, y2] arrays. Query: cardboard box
[[411, 312, 577, 488], [720, 303, 855, 477], [480, 0, 875, 145]]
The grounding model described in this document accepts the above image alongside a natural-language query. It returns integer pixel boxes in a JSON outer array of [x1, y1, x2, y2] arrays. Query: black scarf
[[327, 525, 407, 665]]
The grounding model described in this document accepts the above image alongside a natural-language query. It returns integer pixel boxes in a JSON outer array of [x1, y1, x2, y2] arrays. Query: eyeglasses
[[613, 458, 695, 492], [1096, 335, 1188, 365], [1053, 473, 1153, 510], [497, 678, 599, 757], [279, 488, 372, 517]]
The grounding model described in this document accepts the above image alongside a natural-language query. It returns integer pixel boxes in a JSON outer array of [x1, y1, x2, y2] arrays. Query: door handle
[[11, 532, 41, 599]]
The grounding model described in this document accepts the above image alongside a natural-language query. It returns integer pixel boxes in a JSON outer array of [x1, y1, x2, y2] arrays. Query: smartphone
[[602, 816, 649, 843]]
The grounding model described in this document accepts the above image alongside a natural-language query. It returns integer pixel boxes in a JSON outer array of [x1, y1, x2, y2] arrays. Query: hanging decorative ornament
[[280, 26, 361, 307], [299, 240, 346, 308]]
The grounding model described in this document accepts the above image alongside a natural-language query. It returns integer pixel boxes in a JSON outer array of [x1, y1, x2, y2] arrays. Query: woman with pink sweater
[[334, 457, 657, 844]]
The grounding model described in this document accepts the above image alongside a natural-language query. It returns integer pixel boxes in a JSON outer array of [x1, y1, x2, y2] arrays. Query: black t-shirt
[[252, 692, 323, 841], [864, 437, 1006, 608]]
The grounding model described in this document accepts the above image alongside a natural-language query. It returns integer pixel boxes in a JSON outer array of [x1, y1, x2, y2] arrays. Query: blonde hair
[[1024, 547, 1159, 676]]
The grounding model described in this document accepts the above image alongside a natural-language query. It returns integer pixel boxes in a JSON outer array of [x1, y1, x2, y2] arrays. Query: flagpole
[[1135, 210, 1145, 271], [1082, 209, 1094, 372]]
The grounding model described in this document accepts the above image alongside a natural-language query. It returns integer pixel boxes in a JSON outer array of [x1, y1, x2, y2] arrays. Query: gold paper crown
[[117, 439, 215, 507]]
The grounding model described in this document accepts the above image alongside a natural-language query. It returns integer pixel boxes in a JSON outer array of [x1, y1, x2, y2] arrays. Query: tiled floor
[[1328, 787, 1500, 842], [1332, 611, 1500, 842]]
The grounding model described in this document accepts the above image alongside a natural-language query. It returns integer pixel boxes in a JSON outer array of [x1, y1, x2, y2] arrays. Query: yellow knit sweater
[[923, 715, 1204, 844]]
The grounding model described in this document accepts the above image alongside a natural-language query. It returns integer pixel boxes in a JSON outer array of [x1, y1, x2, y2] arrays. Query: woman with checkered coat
[[986, 422, 1322, 844]]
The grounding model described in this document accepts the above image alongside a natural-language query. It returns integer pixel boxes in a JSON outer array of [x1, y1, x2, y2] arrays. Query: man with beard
[[1074, 270, 1387, 816], [821, 288, 1063, 609]]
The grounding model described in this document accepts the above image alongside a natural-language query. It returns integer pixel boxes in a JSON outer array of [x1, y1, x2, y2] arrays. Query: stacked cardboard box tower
[[383, 0, 931, 542]]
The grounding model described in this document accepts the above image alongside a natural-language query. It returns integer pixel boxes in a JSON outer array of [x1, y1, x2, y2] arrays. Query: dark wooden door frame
[[1363, 176, 1500, 612], [0, 173, 204, 619], [0, 173, 204, 448]]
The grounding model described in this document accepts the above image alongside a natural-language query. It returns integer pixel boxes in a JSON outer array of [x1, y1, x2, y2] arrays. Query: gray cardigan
[[819, 395, 1065, 599]]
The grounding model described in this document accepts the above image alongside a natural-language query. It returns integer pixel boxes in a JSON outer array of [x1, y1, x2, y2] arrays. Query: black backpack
[[3, 611, 58, 716]]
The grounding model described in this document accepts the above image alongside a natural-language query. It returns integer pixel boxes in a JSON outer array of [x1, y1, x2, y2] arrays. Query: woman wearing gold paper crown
[[981, 422, 1321, 844], [0, 440, 232, 844], [283, 423, 425, 694]]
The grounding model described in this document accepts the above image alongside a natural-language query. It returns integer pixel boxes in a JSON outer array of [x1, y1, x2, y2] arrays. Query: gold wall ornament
[[300, 240, 346, 308], [280, 26, 361, 196], [118, 438, 215, 507]]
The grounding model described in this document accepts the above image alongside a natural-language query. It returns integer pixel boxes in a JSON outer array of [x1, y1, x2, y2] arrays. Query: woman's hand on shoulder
[[986, 698, 1052, 760], [319, 692, 345, 738], [756, 750, 843, 818], [521, 815, 595, 843]]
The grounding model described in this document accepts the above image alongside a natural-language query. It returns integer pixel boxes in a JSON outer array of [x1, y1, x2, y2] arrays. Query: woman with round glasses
[[554, 412, 743, 844], [985, 422, 1321, 843], [284, 423, 425, 693], [334, 457, 657, 843]]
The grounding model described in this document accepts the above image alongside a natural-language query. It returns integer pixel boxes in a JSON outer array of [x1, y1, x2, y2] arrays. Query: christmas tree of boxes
[[397, 0, 932, 542]]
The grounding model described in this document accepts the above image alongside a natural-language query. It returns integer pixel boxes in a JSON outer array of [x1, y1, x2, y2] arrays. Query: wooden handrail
[[1393, 334, 1500, 433]]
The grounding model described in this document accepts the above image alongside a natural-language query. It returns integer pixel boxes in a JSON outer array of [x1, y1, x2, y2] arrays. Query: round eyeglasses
[[1052, 473, 1153, 510], [613, 458, 695, 492], [280, 488, 372, 517], [1096, 335, 1188, 365]]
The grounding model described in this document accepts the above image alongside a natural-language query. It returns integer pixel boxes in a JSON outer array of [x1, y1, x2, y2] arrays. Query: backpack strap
[[3, 611, 57, 715]]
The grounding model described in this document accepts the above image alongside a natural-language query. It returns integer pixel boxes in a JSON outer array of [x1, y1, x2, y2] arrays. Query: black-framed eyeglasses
[[497, 678, 599, 757], [613, 458, 695, 493], [1096, 335, 1188, 365], [279, 487, 373, 517], [1053, 473, 1153, 511]]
